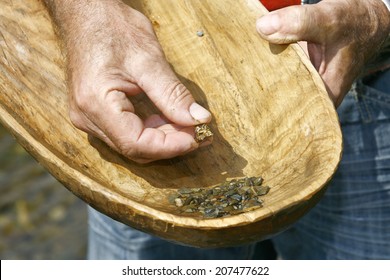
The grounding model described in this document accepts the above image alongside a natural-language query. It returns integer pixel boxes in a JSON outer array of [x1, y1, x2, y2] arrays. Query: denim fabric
[[87, 206, 258, 260], [272, 69, 390, 259]]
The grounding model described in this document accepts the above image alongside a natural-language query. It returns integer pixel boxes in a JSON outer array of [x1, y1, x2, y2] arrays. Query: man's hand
[[256, 0, 390, 107], [43, 0, 212, 163]]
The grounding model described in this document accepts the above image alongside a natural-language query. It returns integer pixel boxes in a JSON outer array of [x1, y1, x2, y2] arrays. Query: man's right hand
[[44, 0, 212, 163]]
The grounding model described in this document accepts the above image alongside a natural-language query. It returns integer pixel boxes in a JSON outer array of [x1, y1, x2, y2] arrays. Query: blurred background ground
[[0, 124, 87, 259]]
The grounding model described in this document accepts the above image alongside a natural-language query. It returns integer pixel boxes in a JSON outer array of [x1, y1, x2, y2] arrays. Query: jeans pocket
[[338, 77, 390, 125]]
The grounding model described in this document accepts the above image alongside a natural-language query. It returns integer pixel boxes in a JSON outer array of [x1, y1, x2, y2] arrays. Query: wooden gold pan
[[0, 0, 342, 247]]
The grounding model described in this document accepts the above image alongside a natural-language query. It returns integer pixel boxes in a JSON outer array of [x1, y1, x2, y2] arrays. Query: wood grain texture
[[0, 0, 342, 247]]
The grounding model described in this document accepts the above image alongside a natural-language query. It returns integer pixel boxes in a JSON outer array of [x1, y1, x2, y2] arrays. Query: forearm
[[42, 0, 124, 46], [41, 0, 149, 79], [42, 0, 121, 25]]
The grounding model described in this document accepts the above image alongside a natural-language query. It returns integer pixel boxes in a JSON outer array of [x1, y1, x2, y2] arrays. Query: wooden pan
[[0, 0, 342, 247]]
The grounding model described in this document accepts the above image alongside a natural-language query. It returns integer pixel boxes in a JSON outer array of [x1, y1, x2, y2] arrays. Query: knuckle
[[72, 90, 93, 112], [134, 48, 165, 69], [161, 81, 192, 108], [69, 109, 86, 131], [115, 138, 145, 161], [131, 8, 154, 30], [291, 8, 308, 34], [115, 138, 133, 154]]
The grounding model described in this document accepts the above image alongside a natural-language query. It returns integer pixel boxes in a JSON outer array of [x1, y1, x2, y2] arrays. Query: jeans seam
[[353, 82, 373, 123], [362, 91, 390, 108]]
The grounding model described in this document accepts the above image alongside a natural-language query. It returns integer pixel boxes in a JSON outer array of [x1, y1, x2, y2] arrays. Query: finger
[[256, 4, 325, 44], [94, 91, 202, 162], [119, 83, 144, 96], [110, 112, 199, 162], [144, 114, 169, 128], [136, 59, 212, 126]]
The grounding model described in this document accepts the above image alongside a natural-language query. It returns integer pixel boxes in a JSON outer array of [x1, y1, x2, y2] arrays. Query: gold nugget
[[194, 124, 213, 143]]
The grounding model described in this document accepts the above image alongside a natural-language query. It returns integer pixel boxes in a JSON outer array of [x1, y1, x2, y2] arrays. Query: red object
[[260, 0, 301, 11]]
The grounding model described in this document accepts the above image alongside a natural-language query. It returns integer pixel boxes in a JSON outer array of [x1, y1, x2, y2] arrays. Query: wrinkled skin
[[256, 0, 390, 107], [44, 0, 390, 163], [44, 0, 212, 163]]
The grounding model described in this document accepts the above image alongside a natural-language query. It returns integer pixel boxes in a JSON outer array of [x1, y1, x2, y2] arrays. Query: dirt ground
[[0, 124, 87, 259]]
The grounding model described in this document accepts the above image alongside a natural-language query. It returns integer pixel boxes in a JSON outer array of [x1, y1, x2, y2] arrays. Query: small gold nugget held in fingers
[[194, 124, 213, 143]]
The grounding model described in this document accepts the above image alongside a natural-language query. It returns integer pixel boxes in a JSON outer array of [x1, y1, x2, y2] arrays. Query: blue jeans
[[88, 70, 390, 260], [87, 207, 260, 259]]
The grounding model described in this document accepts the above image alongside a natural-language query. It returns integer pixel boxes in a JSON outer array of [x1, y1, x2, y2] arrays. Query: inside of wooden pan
[[88, 65, 342, 223], [85, 0, 343, 221], [0, 0, 342, 234]]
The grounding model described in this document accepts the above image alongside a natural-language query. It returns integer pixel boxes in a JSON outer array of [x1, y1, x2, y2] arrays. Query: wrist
[[43, 0, 122, 34]]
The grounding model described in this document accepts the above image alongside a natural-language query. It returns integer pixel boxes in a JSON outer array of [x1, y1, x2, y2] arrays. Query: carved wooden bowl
[[0, 0, 342, 247]]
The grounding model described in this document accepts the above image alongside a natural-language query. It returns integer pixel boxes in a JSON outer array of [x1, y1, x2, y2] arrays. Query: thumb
[[138, 65, 212, 126], [256, 5, 324, 44]]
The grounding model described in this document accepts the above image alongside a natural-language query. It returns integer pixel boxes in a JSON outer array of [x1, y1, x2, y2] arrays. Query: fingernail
[[189, 103, 211, 122], [256, 14, 280, 35]]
